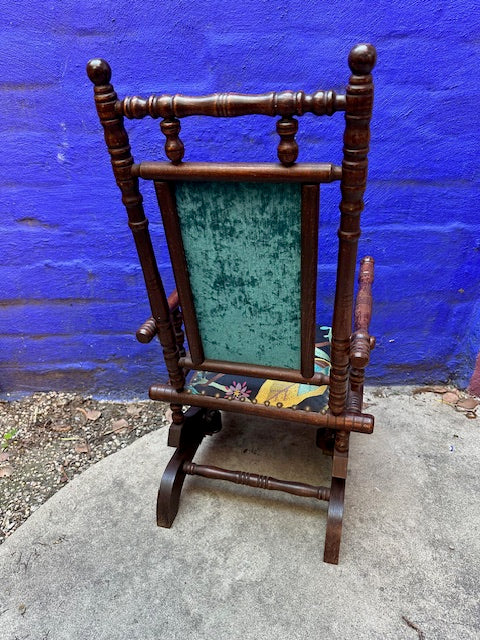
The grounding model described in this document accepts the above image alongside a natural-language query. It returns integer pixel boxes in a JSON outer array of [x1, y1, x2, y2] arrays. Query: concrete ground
[[0, 387, 478, 640]]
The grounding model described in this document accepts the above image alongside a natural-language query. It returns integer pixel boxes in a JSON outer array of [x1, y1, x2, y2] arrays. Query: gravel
[[0, 392, 169, 543]]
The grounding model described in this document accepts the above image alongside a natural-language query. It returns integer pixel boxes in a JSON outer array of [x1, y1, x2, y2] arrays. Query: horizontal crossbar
[[179, 356, 329, 386], [183, 462, 331, 501], [131, 162, 342, 183], [117, 90, 346, 119], [149, 383, 374, 434]]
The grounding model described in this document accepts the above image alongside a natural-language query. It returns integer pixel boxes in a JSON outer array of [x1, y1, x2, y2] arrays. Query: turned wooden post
[[349, 256, 375, 413], [160, 118, 185, 164], [276, 116, 299, 166], [87, 59, 185, 425], [172, 307, 186, 358], [329, 44, 376, 426]]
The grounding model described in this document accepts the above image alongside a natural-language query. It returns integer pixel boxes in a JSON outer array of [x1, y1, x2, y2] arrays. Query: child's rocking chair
[[87, 43, 377, 564]]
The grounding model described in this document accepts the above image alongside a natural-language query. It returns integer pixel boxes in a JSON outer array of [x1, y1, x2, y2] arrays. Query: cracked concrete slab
[[0, 388, 478, 639]]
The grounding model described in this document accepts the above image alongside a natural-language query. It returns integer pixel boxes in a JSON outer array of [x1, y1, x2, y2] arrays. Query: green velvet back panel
[[175, 181, 302, 369]]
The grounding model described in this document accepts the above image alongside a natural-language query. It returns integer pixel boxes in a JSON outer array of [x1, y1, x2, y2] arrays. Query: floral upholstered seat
[[186, 326, 331, 413]]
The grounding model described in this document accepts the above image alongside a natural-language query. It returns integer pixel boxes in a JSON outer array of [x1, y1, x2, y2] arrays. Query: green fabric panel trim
[[175, 181, 302, 369]]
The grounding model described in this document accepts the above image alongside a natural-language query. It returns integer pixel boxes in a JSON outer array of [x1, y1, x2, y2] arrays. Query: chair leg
[[315, 427, 335, 456], [324, 476, 346, 564], [157, 406, 209, 528], [324, 429, 350, 563], [161, 405, 350, 562], [202, 409, 223, 435]]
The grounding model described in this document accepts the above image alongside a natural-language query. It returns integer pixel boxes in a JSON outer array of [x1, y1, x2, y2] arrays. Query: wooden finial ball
[[86, 59, 112, 85], [348, 44, 376, 75]]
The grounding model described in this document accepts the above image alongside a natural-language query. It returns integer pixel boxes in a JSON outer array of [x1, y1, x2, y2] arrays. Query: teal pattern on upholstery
[[175, 181, 302, 369], [187, 326, 331, 413]]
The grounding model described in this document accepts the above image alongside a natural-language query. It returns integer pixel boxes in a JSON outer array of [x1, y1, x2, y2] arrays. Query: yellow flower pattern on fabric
[[255, 379, 328, 408]]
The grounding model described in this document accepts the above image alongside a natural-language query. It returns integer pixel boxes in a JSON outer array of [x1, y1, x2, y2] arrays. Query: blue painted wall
[[1, 1, 479, 397]]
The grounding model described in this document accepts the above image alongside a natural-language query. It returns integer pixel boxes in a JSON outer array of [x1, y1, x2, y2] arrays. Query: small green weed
[[1, 427, 18, 451]]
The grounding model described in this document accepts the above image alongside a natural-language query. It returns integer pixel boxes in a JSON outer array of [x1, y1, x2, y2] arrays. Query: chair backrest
[[87, 43, 376, 417]]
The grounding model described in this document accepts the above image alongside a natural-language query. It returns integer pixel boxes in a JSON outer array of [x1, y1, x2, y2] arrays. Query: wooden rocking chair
[[87, 43, 377, 564]]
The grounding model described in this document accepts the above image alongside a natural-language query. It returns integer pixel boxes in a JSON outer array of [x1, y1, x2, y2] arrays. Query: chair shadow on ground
[[176, 412, 332, 518]]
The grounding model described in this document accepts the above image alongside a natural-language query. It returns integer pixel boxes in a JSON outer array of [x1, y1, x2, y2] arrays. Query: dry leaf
[[0, 464, 14, 478], [51, 424, 72, 433], [126, 405, 142, 417], [465, 411, 477, 419], [164, 409, 173, 423], [103, 418, 129, 436], [456, 397, 479, 410], [442, 392, 459, 405], [111, 418, 128, 431], [59, 465, 68, 483], [74, 441, 91, 455], [0, 452, 10, 462], [76, 407, 102, 421], [85, 409, 102, 421], [413, 385, 452, 395]]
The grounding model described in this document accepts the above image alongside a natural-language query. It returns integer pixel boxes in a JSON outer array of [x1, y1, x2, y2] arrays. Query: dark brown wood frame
[[87, 42, 377, 565], [131, 161, 341, 182], [149, 169, 325, 383]]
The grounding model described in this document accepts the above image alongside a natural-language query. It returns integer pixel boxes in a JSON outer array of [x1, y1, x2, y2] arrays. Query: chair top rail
[[131, 161, 342, 183], [117, 90, 346, 120]]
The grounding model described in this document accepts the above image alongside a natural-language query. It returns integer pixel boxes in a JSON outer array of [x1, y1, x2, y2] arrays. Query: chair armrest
[[136, 290, 179, 343], [350, 257, 374, 368]]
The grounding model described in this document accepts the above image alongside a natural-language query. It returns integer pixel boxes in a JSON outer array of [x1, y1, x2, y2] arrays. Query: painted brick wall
[[1, 1, 479, 397]]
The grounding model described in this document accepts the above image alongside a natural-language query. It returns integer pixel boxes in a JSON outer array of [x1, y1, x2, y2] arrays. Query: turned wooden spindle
[[349, 256, 375, 415], [182, 462, 331, 501], [351, 256, 375, 369], [136, 316, 157, 344], [276, 116, 299, 166], [160, 118, 185, 164], [136, 290, 180, 343], [328, 44, 376, 420], [354, 258, 374, 330], [118, 90, 346, 120], [87, 59, 185, 426], [172, 307, 186, 358]]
